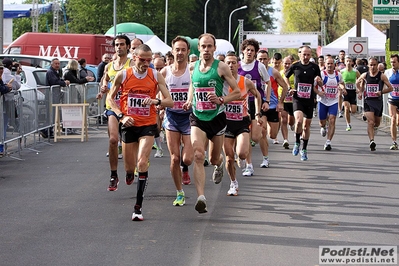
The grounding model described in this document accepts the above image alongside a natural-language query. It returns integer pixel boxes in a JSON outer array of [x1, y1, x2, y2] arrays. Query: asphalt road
[[1, 115, 398, 266]]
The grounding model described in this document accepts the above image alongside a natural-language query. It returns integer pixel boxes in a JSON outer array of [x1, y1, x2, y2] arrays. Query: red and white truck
[[3, 32, 115, 65]]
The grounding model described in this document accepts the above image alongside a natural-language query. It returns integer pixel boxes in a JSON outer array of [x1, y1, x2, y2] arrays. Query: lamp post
[[204, 0, 211, 33], [165, 0, 168, 43], [228, 5, 247, 44], [253, 15, 262, 21]]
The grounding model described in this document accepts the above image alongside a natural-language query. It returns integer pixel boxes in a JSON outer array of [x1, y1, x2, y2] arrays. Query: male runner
[[237, 39, 270, 176], [318, 57, 346, 150], [160, 36, 193, 206], [341, 56, 360, 131], [356, 57, 393, 151], [257, 50, 287, 163], [182, 33, 241, 214], [97, 35, 132, 191], [385, 54, 399, 150], [108, 44, 173, 221], [223, 52, 262, 196], [285, 45, 322, 161]]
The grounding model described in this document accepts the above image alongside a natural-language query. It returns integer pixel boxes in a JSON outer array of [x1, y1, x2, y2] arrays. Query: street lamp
[[228, 5, 247, 44], [204, 0, 211, 33], [253, 15, 262, 21], [165, 0, 168, 43]]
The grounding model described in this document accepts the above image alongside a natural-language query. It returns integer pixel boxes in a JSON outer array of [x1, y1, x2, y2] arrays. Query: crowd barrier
[[0, 82, 105, 158]]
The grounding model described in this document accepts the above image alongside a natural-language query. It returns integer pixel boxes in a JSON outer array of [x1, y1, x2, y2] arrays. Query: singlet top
[[119, 67, 159, 126], [191, 59, 226, 121], [164, 65, 192, 114], [238, 60, 265, 101], [318, 70, 342, 106], [341, 68, 357, 91], [105, 58, 132, 110], [285, 61, 321, 103], [226, 75, 248, 121], [279, 69, 294, 103], [385, 68, 399, 100], [267, 67, 279, 109], [364, 71, 383, 101]]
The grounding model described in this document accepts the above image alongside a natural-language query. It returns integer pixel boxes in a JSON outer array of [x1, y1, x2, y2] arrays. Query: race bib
[[170, 88, 188, 110], [392, 84, 399, 97], [346, 83, 355, 90], [366, 84, 379, 98], [195, 87, 216, 111], [225, 102, 243, 121], [297, 83, 311, 99], [127, 93, 150, 116], [325, 85, 338, 99]]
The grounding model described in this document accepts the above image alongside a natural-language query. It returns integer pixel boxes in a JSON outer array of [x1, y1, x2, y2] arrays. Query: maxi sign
[[373, 0, 399, 24]]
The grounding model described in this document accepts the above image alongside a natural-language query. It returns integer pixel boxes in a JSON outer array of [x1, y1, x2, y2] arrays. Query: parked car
[[0, 54, 70, 69], [17, 66, 48, 130]]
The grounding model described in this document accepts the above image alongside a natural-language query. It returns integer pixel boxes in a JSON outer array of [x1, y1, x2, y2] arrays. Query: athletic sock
[[303, 139, 309, 150], [181, 161, 188, 172], [295, 133, 301, 144], [136, 172, 148, 207]]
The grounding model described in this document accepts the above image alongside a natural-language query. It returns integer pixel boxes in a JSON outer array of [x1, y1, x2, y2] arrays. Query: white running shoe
[[320, 127, 326, 137], [154, 149, 163, 158], [212, 162, 224, 184], [242, 167, 254, 176], [227, 182, 239, 196], [195, 195, 207, 213], [260, 158, 269, 168]]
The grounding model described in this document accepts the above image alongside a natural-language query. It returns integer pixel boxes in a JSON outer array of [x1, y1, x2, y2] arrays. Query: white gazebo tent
[[145, 35, 172, 55], [321, 19, 386, 56]]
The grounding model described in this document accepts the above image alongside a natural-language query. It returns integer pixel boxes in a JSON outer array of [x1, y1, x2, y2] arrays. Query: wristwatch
[[117, 113, 124, 119], [219, 97, 224, 104], [255, 112, 262, 118], [155, 98, 162, 106]]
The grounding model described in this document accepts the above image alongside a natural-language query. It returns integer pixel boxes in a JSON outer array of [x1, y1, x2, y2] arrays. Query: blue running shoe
[[300, 149, 308, 161], [292, 143, 300, 156]]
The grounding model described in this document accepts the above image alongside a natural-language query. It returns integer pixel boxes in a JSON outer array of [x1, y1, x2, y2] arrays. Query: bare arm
[[215, 62, 241, 104], [273, 68, 288, 104], [245, 78, 262, 126], [381, 73, 393, 94], [155, 72, 174, 108]]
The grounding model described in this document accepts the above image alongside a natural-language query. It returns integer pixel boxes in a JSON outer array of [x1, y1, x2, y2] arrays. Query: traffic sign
[[348, 37, 368, 58]]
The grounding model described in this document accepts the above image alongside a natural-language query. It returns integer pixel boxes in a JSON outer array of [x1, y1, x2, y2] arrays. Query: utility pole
[[32, 0, 39, 32], [356, 0, 361, 37], [53, 0, 60, 33]]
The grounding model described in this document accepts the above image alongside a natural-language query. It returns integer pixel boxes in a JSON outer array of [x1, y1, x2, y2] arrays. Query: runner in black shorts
[[356, 57, 393, 151], [285, 45, 322, 161]]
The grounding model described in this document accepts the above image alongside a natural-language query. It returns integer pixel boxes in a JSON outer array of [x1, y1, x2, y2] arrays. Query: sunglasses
[[136, 56, 152, 63]]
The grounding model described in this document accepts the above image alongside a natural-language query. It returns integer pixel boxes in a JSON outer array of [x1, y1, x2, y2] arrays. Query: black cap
[[2, 58, 13, 68]]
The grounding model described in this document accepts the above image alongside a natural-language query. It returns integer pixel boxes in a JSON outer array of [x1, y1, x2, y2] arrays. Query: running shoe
[[118, 144, 122, 159], [282, 140, 289, 149], [273, 139, 279, 144], [242, 167, 254, 176], [108, 176, 119, 191], [370, 140, 376, 151], [227, 182, 238, 196], [390, 142, 398, 150], [260, 158, 269, 168], [182, 171, 191, 185], [300, 149, 308, 161], [204, 156, 209, 166], [320, 127, 326, 137], [195, 195, 207, 213], [250, 140, 256, 147], [134, 167, 138, 179], [132, 205, 143, 221], [292, 143, 300, 156], [290, 125, 295, 131], [154, 149, 163, 158], [362, 115, 367, 121], [173, 191, 185, 206], [324, 143, 332, 151], [212, 162, 224, 184], [126, 173, 134, 185], [346, 125, 352, 131], [106, 152, 109, 157], [338, 111, 343, 118]]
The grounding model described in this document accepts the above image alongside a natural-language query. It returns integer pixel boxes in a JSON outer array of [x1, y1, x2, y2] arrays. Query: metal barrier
[[0, 82, 104, 158]]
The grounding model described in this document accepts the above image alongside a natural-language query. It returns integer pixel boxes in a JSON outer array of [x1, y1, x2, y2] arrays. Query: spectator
[[63, 59, 94, 84], [165, 51, 174, 65], [97, 54, 111, 82], [189, 54, 198, 63], [216, 53, 225, 62], [1, 58, 22, 154], [78, 58, 88, 78]]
